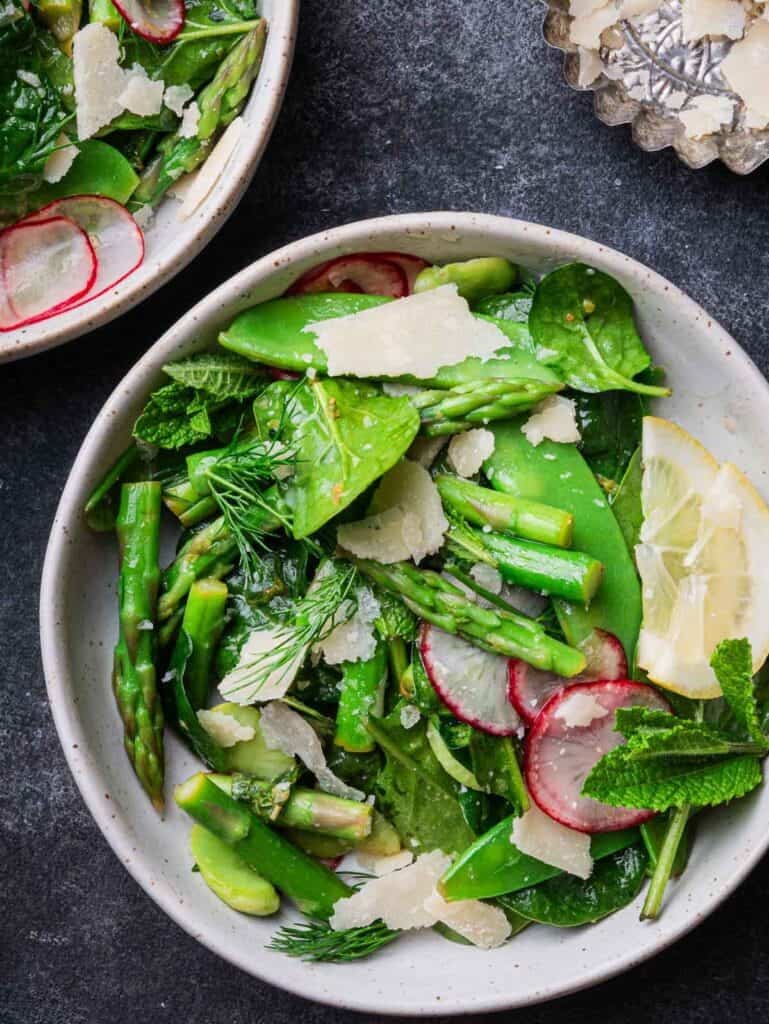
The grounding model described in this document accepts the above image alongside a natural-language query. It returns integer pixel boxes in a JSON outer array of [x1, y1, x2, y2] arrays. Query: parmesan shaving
[[315, 587, 381, 665], [179, 100, 201, 139], [554, 691, 610, 728], [511, 801, 593, 879], [521, 395, 581, 447], [679, 94, 736, 139], [447, 428, 496, 478], [72, 24, 126, 139], [196, 708, 256, 747], [338, 459, 448, 564], [42, 133, 79, 184], [259, 701, 365, 801], [407, 434, 448, 469], [177, 117, 243, 220], [469, 562, 503, 594], [682, 0, 746, 43], [307, 285, 510, 380], [422, 891, 512, 949], [355, 850, 414, 876], [722, 20, 769, 123], [119, 67, 164, 117], [218, 624, 306, 705], [164, 83, 193, 116]]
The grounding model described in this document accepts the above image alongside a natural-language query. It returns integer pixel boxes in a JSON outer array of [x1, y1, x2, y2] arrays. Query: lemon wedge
[[636, 416, 769, 698]]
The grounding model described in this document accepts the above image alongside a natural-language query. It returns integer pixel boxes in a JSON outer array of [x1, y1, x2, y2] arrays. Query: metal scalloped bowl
[[0, 0, 298, 365], [40, 212, 769, 1014]]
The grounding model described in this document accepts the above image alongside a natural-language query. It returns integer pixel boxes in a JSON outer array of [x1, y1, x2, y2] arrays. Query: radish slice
[[0, 216, 97, 331], [419, 622, 521, 736], [508, 629, 627, 725], [22, 195, 144, 310], [288, 253, 409, 298], [376, 252, 429, 292], [110, 0, 184, 43], [524, 679, 671, 833], [266, 366, 301, 381]]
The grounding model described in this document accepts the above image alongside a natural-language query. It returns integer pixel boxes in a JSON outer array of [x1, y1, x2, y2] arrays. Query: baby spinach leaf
[[529, 264, 669, 397], [367, 711, 476, 855], [572, 389, 643, 484], [498, 845, 648, 927], [610, 447, 643, 554], [253, 378, 420, 539], [473, 290, 534, 324], [163, 352, 268, 400], [469, 733, 527, 815]]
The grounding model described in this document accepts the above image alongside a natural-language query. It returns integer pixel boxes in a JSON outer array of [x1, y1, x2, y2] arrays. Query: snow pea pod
[[439, 814, 639, 902], [32, 140, 139, 206], [485, 422, 642, 662]]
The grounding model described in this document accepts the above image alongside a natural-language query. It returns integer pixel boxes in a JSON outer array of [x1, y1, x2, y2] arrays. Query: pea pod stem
[[353, 560, 585, 677], [112, 483, 165, 811], [640, 804, 691, 920], [437, 475, 574, 548], [445, 518, 603, 606], [175, 773, 351, 919]]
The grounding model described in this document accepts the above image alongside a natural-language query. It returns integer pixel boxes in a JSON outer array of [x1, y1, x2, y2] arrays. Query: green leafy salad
[[0, 0, 267, 331], [87, 249, 769, 960]]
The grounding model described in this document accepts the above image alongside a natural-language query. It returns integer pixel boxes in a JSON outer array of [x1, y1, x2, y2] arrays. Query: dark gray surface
[[3, 1, 769, 1021]]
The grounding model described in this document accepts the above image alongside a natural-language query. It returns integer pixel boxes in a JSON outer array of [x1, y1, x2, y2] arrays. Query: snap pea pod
[[177, 578, 228, 709], [413, 257, 518, 303], [190, 823, 280, 916], [436, 474, 574, 548], [334, 641, 389, 753], [175, 772, 351, 919], [439, 815, 640, 901], [485, 421, 642, 662]]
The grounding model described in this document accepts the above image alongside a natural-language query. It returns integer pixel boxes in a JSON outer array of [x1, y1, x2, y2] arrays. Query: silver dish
[[543, 0, 769, 174]]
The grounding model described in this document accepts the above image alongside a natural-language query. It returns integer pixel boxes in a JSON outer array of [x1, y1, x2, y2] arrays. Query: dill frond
[[268, 919, 400, 962]]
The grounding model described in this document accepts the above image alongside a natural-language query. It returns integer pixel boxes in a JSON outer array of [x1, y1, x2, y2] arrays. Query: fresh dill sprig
[[267, 919, 400, 962], [206, 435, 295, 577], [223, 560, 360, 698]]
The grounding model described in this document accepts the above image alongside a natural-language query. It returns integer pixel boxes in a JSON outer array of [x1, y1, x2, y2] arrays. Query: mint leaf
[[582, 747, 762, 811], [711, 638, 764, 744], [133, 382, 238, 450], [163, 353, 266, 400], [612, 709, 753, 758]]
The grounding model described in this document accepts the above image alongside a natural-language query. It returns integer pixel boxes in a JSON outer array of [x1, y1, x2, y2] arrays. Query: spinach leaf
[[572, 390, 643, 484], [163, 352, 268, 400], [498, 845, 649, 927], [367, 710, 476, 855], [253, 378, 420, 539], [473, 290, 534, 324], [0, 5, 71, 196], [469, 733, 528, 815], [529, 264, 669, 397], [610, 446, 643, 554]]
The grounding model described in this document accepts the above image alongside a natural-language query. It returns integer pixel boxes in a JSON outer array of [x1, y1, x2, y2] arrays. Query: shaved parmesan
[[197, 708, 255, 747], [177, 116, 243, 220], [679, 94, 735, 138], [42, 133, 79, 184], [423, 891, 512, 949], [577, 46, 604, 87], [511, 801, 593, 879], [554, 691, 610, 728], [470, 562, 503, 594], [260, 701, 365, 801], [316, 587, 381, 665], [447, 428, 495, 478], [179, 100, 201, 139], [722, 21, 769, 122], [73, 24, 126, 139], [218, 624, 306, 705], [119, 67, 164, 117], [521, 395, 580, 447], [569, 0, 661, 48], [307, 285, 509, 380], [382, 382, 423, 398], [682, 0, 746, 43], [330, 851, 451, 931], [164, 83, 193, 116], [400, 704, 421, 729], [498, 584, 548, 617], [338, 459, 448, 564], [407, 434, 448, 469]]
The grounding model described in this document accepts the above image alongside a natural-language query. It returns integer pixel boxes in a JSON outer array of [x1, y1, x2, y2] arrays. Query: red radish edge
[[419, 622, 521, 737], [508, 629, 627, 725], [0, 216, 97, 332], [524, 679, 671, 834], [110, 0, 185, 43], [287, 252, 410, 298], [20, 195, 145, 311]]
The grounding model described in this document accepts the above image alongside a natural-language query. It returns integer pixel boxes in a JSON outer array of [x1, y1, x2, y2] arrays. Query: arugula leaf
[[163, 352, 267, 400], [583, 707, 765, 811], [498, 845, 649, 927], [367, 711, 476, 855], [711, 638, 764, 744], [253, 378, 420, 539], [529, 264, 670, 397]]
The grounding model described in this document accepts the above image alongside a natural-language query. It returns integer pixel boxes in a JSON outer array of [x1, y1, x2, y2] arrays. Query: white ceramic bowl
[[1, 0, 298, 365], [40, 212, 769, 1015]]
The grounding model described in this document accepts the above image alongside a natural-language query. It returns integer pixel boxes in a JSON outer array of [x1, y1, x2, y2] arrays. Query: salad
[[86, 249, 769, 960], [0, 0, 268, 331]]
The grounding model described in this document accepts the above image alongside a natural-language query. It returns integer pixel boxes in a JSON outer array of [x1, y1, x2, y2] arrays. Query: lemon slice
[[636, 416, 769, 698]]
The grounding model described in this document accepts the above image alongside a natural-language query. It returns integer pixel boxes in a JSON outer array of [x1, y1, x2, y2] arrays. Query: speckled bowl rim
[[40, 212, 769, 1015], [0, 0, 298, 365]]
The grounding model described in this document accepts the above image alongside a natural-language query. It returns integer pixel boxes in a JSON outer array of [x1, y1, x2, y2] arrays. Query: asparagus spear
[[411, 379, 562, 437], [334, 641, 389, 753], [436, 475, 574, 548], [132, 21, 267, 208], [445, 517, 603, 605], [112, 483, 165, 810], [162, 477, 218, 528], [177, 578, 228, 709], [352, 560, 586, 677], [158, 516, 237, 621]]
